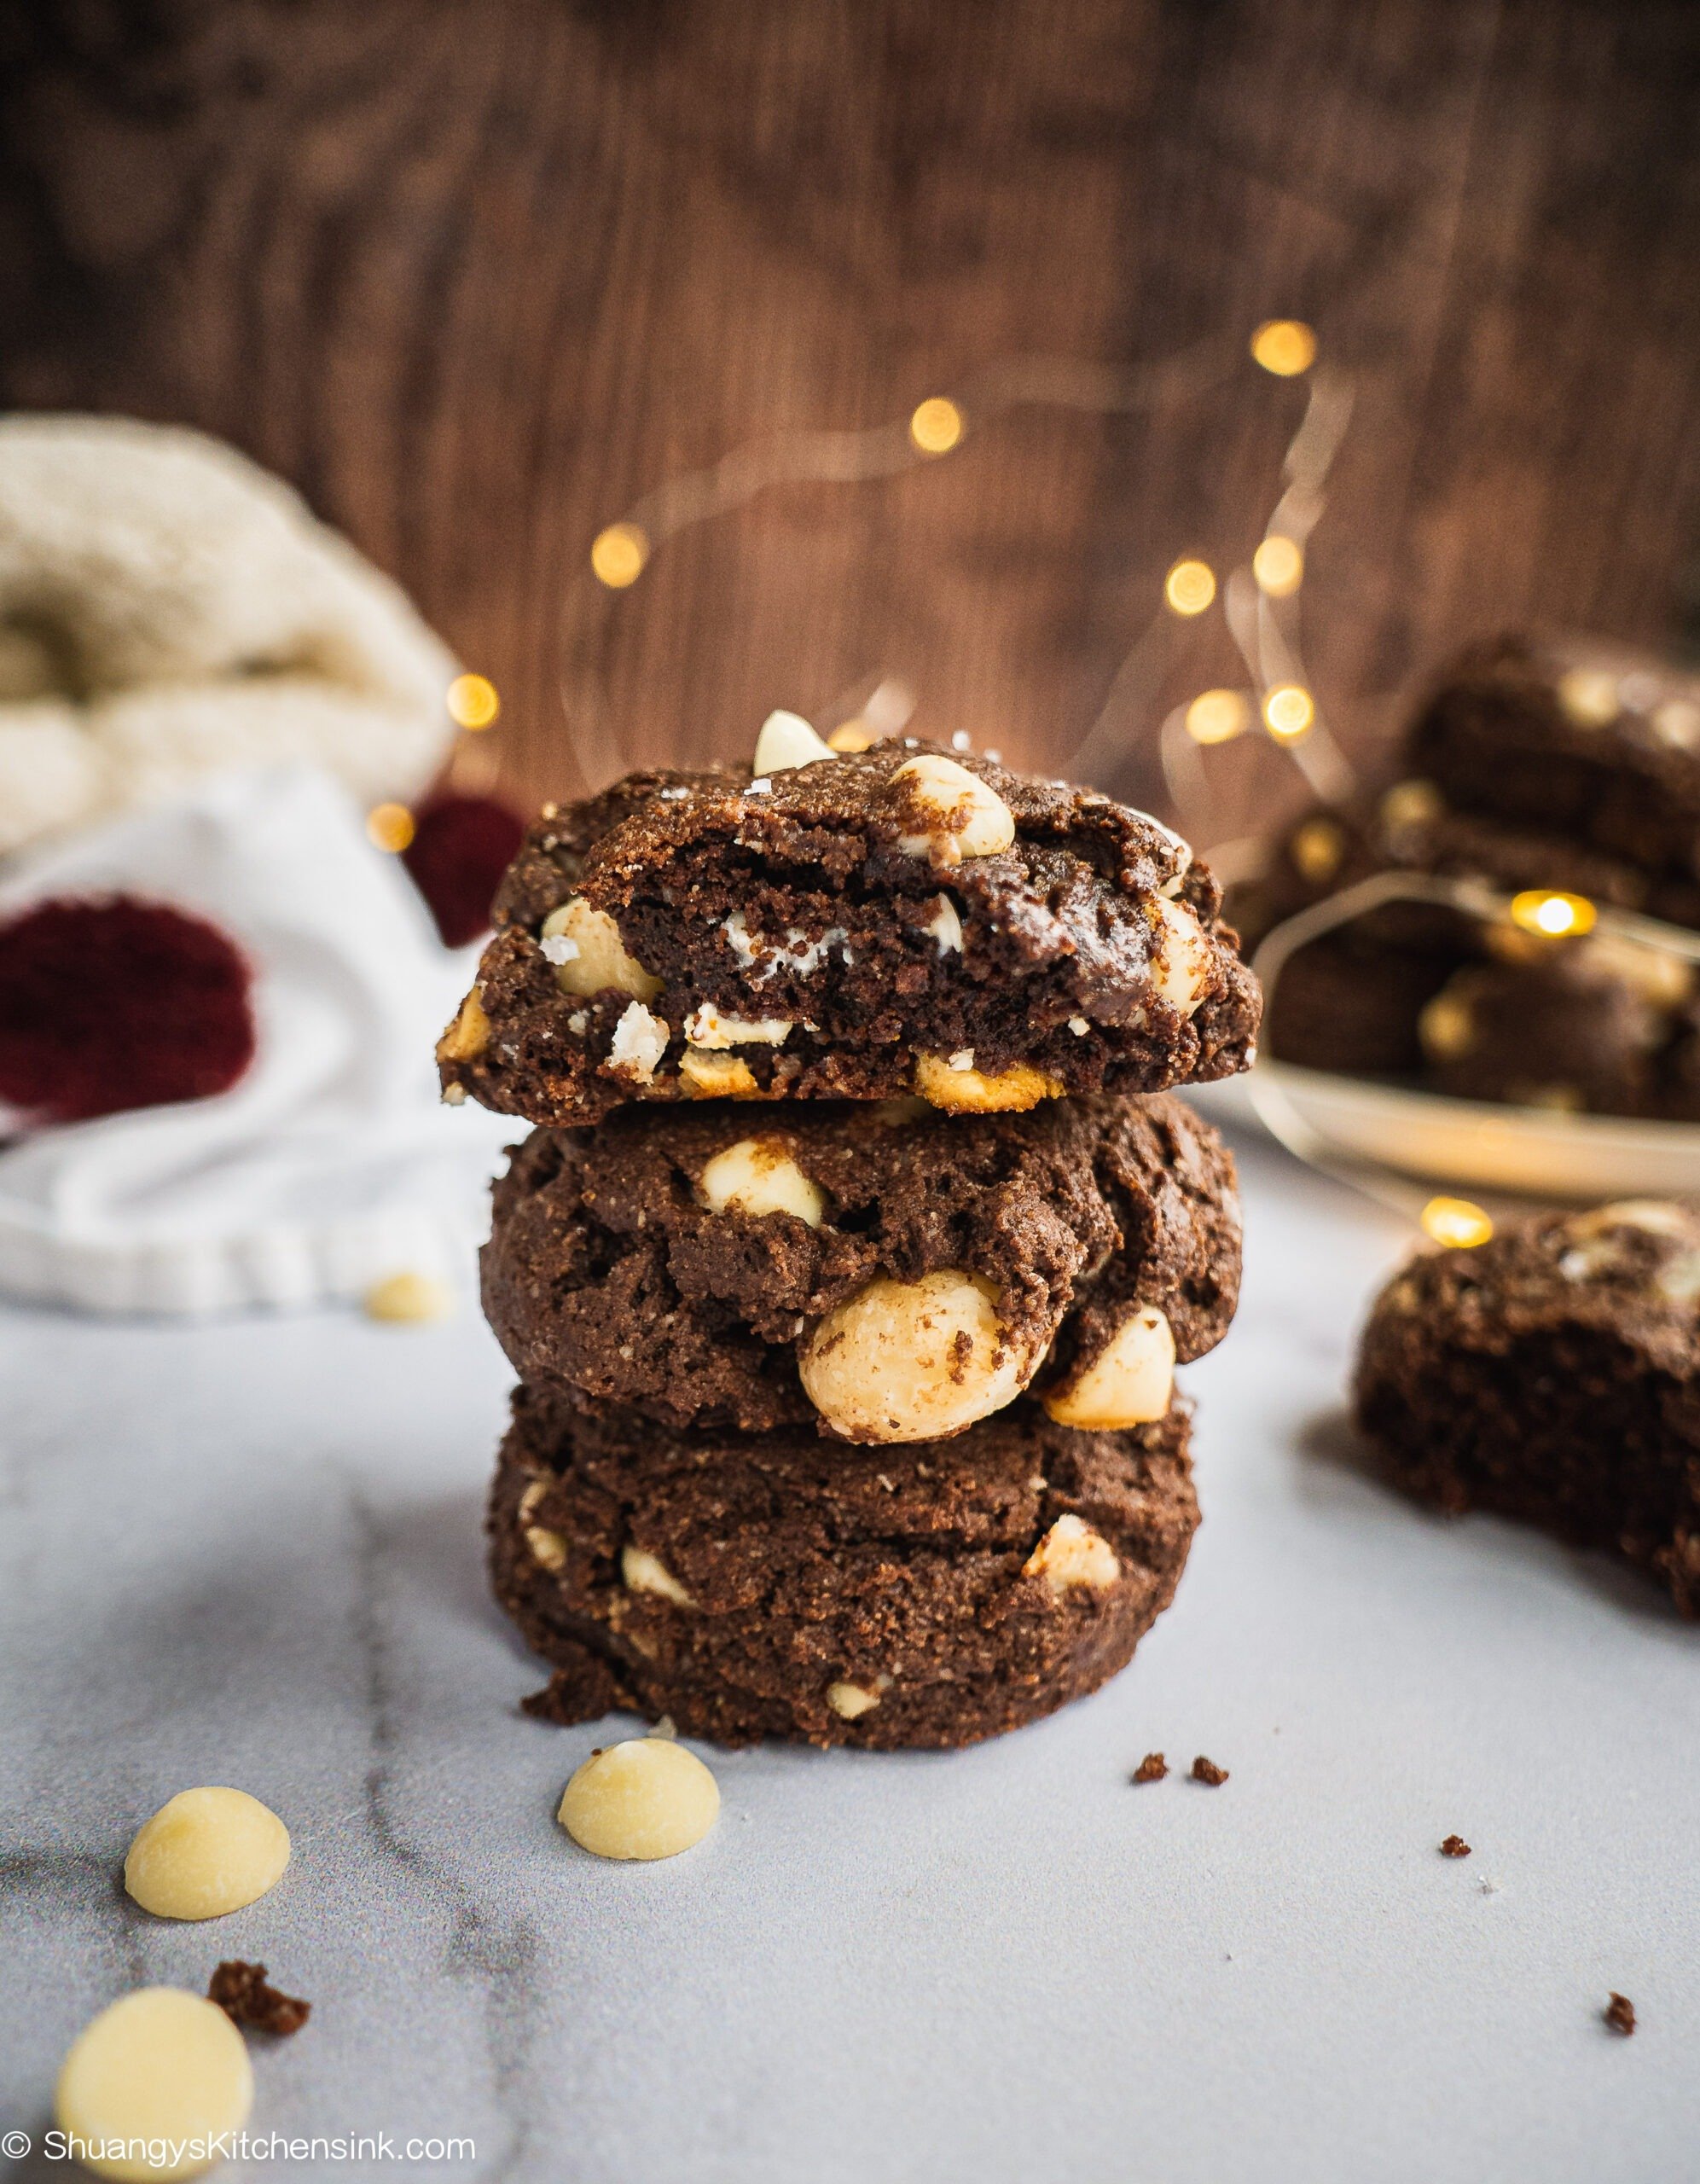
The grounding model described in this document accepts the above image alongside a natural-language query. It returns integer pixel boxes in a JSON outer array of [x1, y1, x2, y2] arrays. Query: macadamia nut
[[826, 1678, 887, 1719], [913, 1052, 1063, 1112], [607, 1000, 670, 1083], [682, 1004, 793, 1048], [1041, 1306, 1175, 1429], [540, 899, 662, 1002], [558, 1735, 719, 1860], [437, 986, 490, 1063], [1024, 1512, 1121, 1594], [751, 708, 834, 774], [680, 1048, 760, 1098], [56, 1989, 254, 2181], [1146, 896, 1211, 1015], [698, 1136, 825, 1226], [363, 1270, 453, 1324], [799, 1268, 1035, 1442], [891, 753, 1016, 866], [124, 1787, 291, 1922], [622, 1544, 696, 1606]]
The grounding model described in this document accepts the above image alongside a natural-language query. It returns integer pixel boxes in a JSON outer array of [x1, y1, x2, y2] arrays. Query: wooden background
[[3, 0, 1697, 829]]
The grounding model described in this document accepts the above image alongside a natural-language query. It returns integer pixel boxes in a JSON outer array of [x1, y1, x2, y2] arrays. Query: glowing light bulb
[[367, 802, 415, 854], [1509, 889, 1597, 939], [1262, 684, 1315, 741], [909, 398, 964, 456], [1421, 1196, 1494, 1249], [1252, 536, 1304, 597], [1164, 559, 1216, 616], [591, 522, 650, 588], [1250, 320, 1317, 376], [446, 672, 500, 729], [1185, 689, 1250, 745]]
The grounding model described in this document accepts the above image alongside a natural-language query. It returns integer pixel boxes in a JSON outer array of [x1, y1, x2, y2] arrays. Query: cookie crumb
[[1132, 1751, 1168, 1784], [1190, 1755, 1228, 1786], [208, 1960, 310, 2036], [1440, 1834, 1471, 1858], [1604, 1992, 1636, 2036]]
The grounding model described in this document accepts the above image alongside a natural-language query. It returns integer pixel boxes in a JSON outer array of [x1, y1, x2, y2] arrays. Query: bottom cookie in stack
[[490, 1388, 1198, 1750]]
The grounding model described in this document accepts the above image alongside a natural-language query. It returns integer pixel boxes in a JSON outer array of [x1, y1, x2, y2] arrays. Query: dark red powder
[[0, 895, 256, 1124], [402, 793, 526, 948]]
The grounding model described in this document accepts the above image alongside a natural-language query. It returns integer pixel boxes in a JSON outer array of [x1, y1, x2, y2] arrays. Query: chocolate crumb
[[208, 1960, 310, 2036], [1604, 1992, 1636, 2036], [1133, 1751, 1168, 1784], [1440, 1834, 1471, 1858], [1190, 1755, 1228, 1786]]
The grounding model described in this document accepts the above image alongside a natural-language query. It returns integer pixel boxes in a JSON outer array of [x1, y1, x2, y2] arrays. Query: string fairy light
[[590, 523, 649, 590], [1251, 535, 1303, 597], [446, 672, 502, 729], [1420, 1197, 1495, 1249], [908, 398, 966, 456], [1163, 559, 1217, 616], [1509, 888, 1597, 939], [1250, 320, 1318, 377], [366, 801, 415, 853], [1262, 683, 1315, 741], [1185, 689, 1250, 745]]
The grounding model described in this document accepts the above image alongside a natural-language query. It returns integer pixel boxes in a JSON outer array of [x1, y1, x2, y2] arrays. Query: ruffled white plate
[[1211, 1061, 1700, 1199]]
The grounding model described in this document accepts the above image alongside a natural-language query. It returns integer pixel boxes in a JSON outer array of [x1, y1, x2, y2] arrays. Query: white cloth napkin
[[0, 766, 515, 1313]]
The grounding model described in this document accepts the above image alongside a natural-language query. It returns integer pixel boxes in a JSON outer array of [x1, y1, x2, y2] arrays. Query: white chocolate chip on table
[[890, 753, 1016, 867], [124, 1786, 291, 1920], [799, 1268, 1036, 1442], [56, 1988, 254, 2182], [558, 1734, 720, 1860], [363, 1270, 454, 1324], [539, 898, 662, 1002], [698, 1136, 825, 1226], [1042, 1307, 1175, 1430]]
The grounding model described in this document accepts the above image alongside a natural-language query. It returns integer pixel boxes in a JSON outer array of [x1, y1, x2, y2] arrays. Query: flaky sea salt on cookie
[[438, 718, 1260, 1126]]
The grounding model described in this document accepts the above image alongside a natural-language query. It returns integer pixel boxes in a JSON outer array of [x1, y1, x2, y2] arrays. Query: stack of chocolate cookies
[[1233, 635, 1700, 1120], [439, 715, 1261, 1747]]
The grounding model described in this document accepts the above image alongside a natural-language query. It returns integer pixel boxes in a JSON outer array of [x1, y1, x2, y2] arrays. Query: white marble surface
[[4, 1126, 1698, 2183]]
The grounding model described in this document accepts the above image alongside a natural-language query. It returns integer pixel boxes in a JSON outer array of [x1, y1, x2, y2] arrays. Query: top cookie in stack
[[438, 712, 1261, 1126]]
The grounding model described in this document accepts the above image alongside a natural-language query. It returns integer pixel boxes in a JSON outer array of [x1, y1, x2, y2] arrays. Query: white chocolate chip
[[527, 1525, 568, 1571], [698, 1136, 825, 1226], [1146, 896, 1212, 1015], [441, 1081, 467, 1104], [56, 1989, 253, 2178], [1656, 1250, 1700, 1304], [622, 1545, 695, 1606], [437, 986, 490, 1063], [680, 1047, 760, 1098], [124, 1787, 291, 1921], [1069, 1015, 1089, 1035], [923, 894, 964, 955], [1041, 1306, 1175, 1429], [566, 1008, 590, 1036], [557, 1736, 719, 1860], [1024, 1513, 1120, 1594], [518, 1479, 549, 1521], [891, 753, 1016, 866], [752, 708, 835, 774], [827, 1677, 890, 1719], [608, 1000, 670, 1082], [540, 899, 662, 1002], [363, 1270, 454, 1324], [913, 1052, 1064, 1112], [682, 1003, 792, 1048], [799, 1269, 1036, 1442]]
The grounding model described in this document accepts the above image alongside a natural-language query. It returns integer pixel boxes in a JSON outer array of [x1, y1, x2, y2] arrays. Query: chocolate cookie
[[490, 1387, 1200, 1748], [1355, 1199, 1700, 1612], [438, 735, 1260, 1126], [482, 1091, 1239, 1443], [1416, 949, 1667, 1113], [1407, 634, 1700, 889]]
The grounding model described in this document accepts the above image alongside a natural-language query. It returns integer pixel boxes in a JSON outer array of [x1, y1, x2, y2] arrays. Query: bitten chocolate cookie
[[490, 1387, 1200, 1748], [1355, 1199, 1700, 1612], [438, 724, 1260, 1126], [482, 1090, 1239, 1443]]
